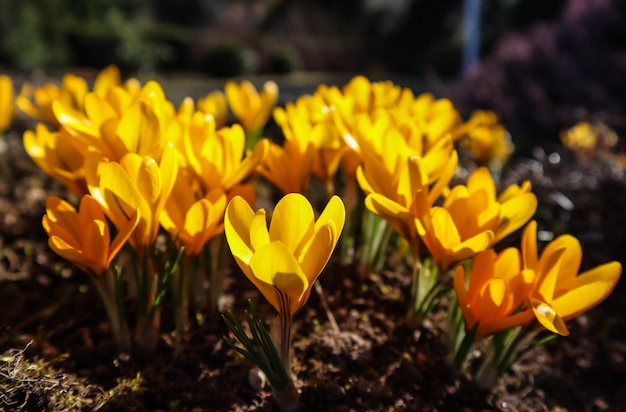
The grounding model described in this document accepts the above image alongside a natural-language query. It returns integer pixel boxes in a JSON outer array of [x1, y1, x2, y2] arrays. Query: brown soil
[[1, 115, 626, 412]]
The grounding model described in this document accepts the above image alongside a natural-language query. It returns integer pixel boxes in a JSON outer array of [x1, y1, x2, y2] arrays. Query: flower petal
[[530, 297, 569, 336], [224, 196, 256, 266], [250, 242, 309, 316], [553, 261, 621, 320], [269, 193, 314, 255]]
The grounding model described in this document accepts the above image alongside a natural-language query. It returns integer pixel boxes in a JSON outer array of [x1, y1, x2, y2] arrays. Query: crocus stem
[[408, 250, 441, 322], [358, 211, 391, 277], [94, 271, 130, 350], [134, 308, 161, 356], [274, 311, 299, 412], [208, 234, 228, 311], [135, 254, 161, 355], [474, 340, 498, 388], [245, 129, 263, 153], [276, 311, 293, 375], [409, 251, 424, 321], [192, 247, 209, 308], [174, 255, 192, 350], [339, 177, 358, 265], [271, 378, 300, 412], [0, 138, 13, 184]]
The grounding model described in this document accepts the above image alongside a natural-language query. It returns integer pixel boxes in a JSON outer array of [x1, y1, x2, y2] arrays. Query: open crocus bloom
[[224, 193, 345, 318], [443, 167, 537, 246], [23, 124, 88, 198], [454, 248, 535, 339], [225, 80, 278, 134], [259, 139, 316, 195], [523, 221, 622, 335], [43, 195, 139, 277], [86, 145, 178, 252], [161, 176, 227, 256], [418, 205, 494, 271], [182, 118, 268, 195]]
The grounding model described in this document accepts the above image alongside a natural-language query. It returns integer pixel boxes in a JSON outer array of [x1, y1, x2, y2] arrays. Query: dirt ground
[[1, 100, 626, 412]]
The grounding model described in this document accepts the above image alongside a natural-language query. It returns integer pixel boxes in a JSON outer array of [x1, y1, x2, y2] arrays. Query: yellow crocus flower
[[560, 121, 597, 154], [0, 74, 14, 133], [86, 145, 179, 252], [458, 110, 514, 167], [182, 115, 268, 194], [341, 75, 414, 114], [197, 90, 228, 129], [161, 175, 227, 256], [360, 148, 457, 248], [93, 65, 122, 97], [224, 193, 345, 319], [225, 80, 278, 135], [17, 73, 89, 126], [522, 221, 622, 336], [54, 81, 175, 163], [417, 204, 494, 271], [443, 167, 537, 245], [409, 93, 461, 150], [43, 195, 139, 277], [23, 124, 87, 198], [454, 248, 536, 339], [259, 138, 316, 195], [274, 99, 346, 193]]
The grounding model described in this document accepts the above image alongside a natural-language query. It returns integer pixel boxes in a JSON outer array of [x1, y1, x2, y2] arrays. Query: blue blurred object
[[462, 0, 482, 77]]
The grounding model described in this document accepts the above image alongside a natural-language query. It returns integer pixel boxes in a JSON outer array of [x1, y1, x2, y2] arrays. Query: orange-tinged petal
[[542, 234, 581, 293], [478, 310, 535, 338], [82, 220, 108, 272], [228, 183, 256, 207], [553, 261, 621, 320], [530, 297, 569, 336], [448, 231, 494, 267], [430, 207, 462, 250], [44, 196, 81, 240], [108, 209, 140, 267], [453, 266, 475, 326], [474, 278, 509, 323], [365, 194, 415, 241], [498, 180, 532, 203], [467, 249, 497, 305], [88, 158, 143, 237], [521, 221, 538, 271], [496, 192, 537, 242], [48, 236, 95, 274], [494, 247, 522, 281], [43, 215, 81, 250], [0, 75, 14, 132], [534, 247, 566, 302]]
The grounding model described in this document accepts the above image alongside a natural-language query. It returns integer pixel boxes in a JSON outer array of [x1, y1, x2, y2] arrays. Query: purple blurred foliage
[[443, 0, 626, 153]]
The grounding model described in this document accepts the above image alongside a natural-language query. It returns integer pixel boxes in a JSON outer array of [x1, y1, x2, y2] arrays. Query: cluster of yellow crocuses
[[2, 66, 621, 393], [13, 66, 279, 352]]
